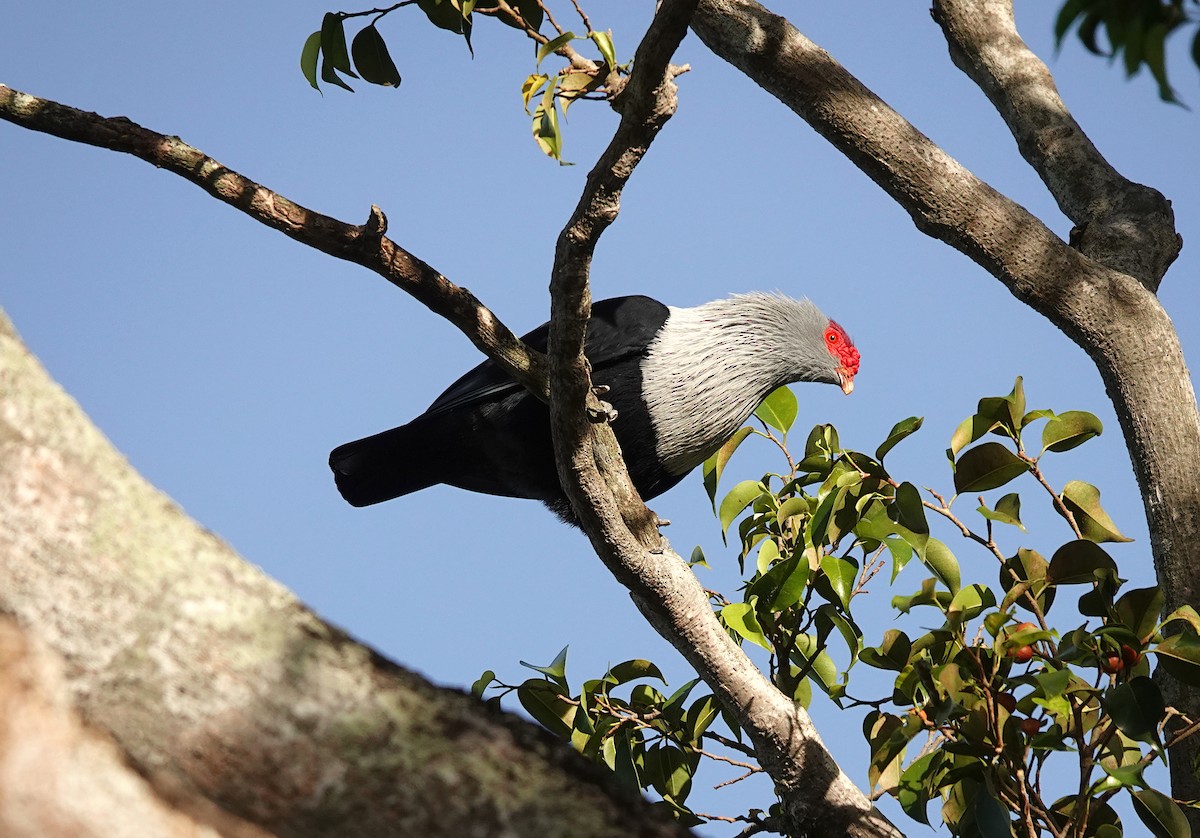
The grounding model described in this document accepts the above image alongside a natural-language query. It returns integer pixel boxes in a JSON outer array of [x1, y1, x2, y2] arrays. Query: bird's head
[[823, 320, 859, 395]]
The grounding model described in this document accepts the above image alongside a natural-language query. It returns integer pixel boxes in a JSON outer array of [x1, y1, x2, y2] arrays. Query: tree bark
[[0, 308, 690, 837], [693, 0, 1200, 815]]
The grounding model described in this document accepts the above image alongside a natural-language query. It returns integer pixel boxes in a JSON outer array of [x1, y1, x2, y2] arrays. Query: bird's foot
[[586, 400, 618, 423]]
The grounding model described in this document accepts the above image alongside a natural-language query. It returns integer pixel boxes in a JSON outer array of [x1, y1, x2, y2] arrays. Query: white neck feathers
[[639, 293, 833, 476]]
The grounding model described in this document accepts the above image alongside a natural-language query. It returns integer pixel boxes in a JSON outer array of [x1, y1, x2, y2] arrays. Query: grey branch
[[932, 0, 1180, 289], [544, 2, 902, 836]]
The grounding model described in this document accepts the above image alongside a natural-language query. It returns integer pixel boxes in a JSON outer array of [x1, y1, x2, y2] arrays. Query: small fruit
[[1020, 717, 1043, 736], [1011, 645, 1034, 663], [995, 692, 1017, 713], [1100, 654, 1124, 674], [1121, 644, 1141, 668]]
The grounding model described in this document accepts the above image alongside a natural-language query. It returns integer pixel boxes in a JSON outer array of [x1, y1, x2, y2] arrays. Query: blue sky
[[4, 2, 1198, 833]]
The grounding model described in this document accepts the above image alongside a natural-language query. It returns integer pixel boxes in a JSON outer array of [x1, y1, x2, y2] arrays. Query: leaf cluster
[[473, 648, 733, 827], [301, 1, 621, 163], [1056, 0, 1200, 103], [483, 379, 1200, 834]]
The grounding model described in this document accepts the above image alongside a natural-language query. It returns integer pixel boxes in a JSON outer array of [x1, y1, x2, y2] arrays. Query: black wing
[[424, 295, 670, 416]]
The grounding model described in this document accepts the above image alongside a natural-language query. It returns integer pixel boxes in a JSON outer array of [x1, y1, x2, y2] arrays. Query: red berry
[[1010, 645, 1034, 664], [1020, 717, 1043, 736], [995, 692, 1017, 713], [1121, 644, 1141, 668], [1101, 654, 1124, 674]]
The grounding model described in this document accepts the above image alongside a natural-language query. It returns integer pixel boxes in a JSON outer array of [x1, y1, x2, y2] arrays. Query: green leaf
[[1042, 410, 1103, 453], [1047, 540, 1117, 585], [1131, 787, 1191, 838], [894, 482, 929, 535], [859, 629, 912, 671], [1061, 480, 1133, 543], [1115, 586, 1165, 642], [537, 30, 576, 66], [819, 554, 858, 610], [919, 537, 962, 596], [702, 427, 754, 509], [520, 73, 550, 113], [320, 13, 357, 77], [1152, 633, 1200, 686], [756, 385, 798, 434], [683, 694, 719, 743], [517, 678, 574, 738], [1162, 605, 1200, 635], [948, 583, 997, 625], [999, 548, 1055, 615], [320, 57, 355, 92], [519, 0, 544, 30], [790, 635, 840, 694], [520, 645, 569, 687], [876, 416, 923, 461], [748, 554, 809, 612], [300, 30, 322, 91], [1079, 10, 1107, 56], [954, 442, 1029, 493], [610, 727, 640, 790], [973, 784, 1013, 838], [897, 751, 938, 825], [605, 659, 665, 687], [722, 602, 772, 650], [1106, 676, 1165, 744], [589, 29, 617, 68], [950, 413, 1000, 457], [1055, 0, 1089, 45], [351, 24, 402, 87], [978, 492, 1025, 530], [662, 678, 701, 723], [470, 669, 496, 698], [975, 376, 1025, 437], [718, 480, 765, 538], [815, 603, 862, 661], [644, 744, 694, 801], [531, 94, 567, 163]]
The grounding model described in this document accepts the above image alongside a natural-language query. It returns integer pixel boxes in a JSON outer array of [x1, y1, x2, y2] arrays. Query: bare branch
[[0, 84, 550, 404]]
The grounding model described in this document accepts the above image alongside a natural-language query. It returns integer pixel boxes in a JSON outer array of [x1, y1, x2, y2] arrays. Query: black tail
[[329, 419, 442, 507]]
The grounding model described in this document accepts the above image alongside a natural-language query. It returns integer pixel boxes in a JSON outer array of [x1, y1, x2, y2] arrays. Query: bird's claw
[[592, 384, 611, 397], [586, 400, 619, 423]]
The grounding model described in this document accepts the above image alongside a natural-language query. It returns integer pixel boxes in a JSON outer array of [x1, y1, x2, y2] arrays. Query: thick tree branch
[[0, 308, 691, 836], [544, 3, 900, 836], [931, 0, 1181, 290], [692, 0, 1200, 816], [0, 84, 550, 404]]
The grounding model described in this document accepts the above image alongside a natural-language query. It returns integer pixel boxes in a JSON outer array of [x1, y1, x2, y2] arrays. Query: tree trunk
[[0, 307, 690, 837]]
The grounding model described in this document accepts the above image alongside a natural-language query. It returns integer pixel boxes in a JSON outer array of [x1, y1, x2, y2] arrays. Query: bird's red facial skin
[[824, 321, 860, 395]]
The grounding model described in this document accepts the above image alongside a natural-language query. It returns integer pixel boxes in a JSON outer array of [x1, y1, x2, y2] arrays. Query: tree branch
[[543, 3, 901, 836], [692, 0, 1200, 818], [931, 0, 1181, 290], [0, 84, 550, 405]]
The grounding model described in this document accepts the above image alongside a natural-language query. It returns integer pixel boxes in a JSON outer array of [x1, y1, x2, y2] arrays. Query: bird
[[329, 293, 859, 522]]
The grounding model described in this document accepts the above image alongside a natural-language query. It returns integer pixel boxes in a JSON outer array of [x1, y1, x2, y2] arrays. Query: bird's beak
[[838, 369, 855, 395]]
